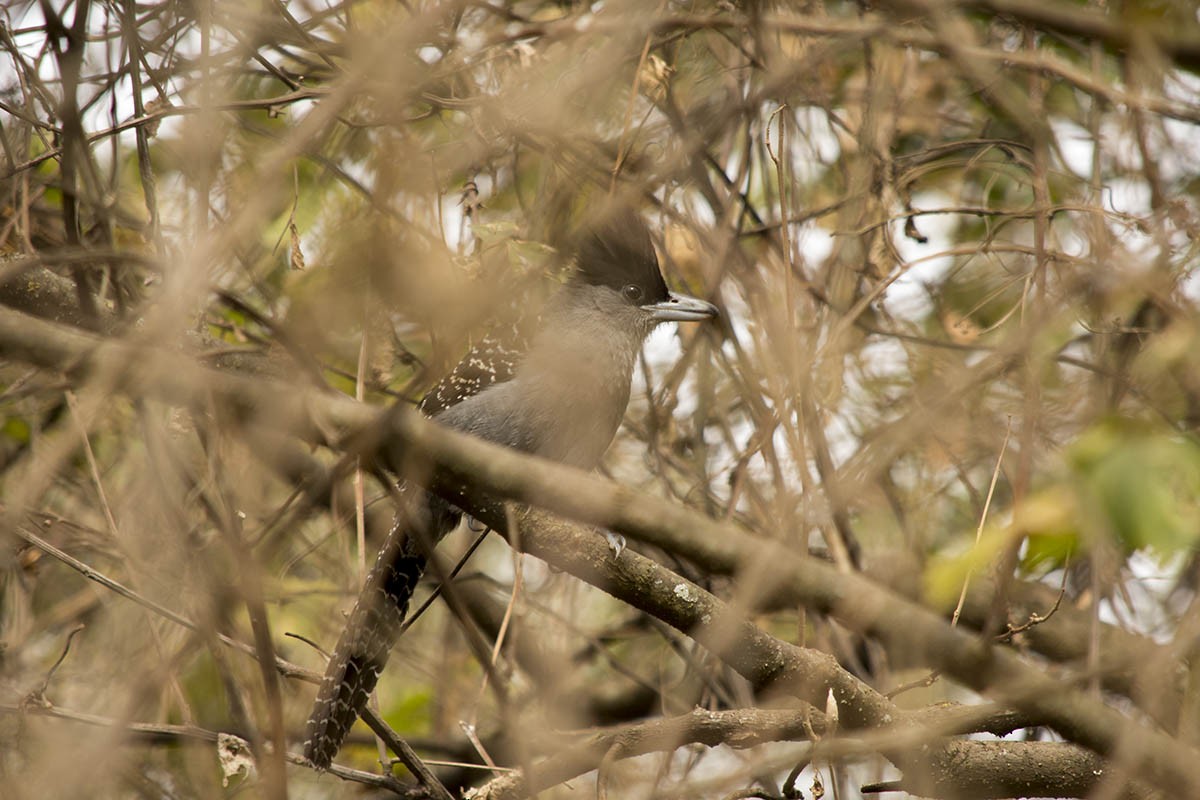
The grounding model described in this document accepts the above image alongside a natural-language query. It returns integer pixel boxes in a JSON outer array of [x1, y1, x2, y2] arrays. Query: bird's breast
[[520, 340, 636, 468]]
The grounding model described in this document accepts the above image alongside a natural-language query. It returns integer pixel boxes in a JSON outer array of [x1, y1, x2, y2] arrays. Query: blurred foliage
[[1068, 419, 1200, 555], [3, 0, 1200, 797], [930, 418, 1200, 604]]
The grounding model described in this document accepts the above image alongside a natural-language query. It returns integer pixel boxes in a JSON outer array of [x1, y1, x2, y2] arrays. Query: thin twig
[[952, 416, 1014, 627], [360, 706, 455, 800]]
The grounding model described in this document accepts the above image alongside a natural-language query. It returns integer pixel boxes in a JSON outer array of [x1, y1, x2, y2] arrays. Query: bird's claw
[[604, 531, 626, 558]]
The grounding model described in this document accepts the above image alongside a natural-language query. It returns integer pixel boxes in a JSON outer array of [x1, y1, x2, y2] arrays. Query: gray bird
[[303, 206, 717, 769]]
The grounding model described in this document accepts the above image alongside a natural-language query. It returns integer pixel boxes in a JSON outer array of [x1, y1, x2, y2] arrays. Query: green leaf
[[924, 524, 1012, 609], [1068, 419, 1200, 555], [2, 416, 30, 444]]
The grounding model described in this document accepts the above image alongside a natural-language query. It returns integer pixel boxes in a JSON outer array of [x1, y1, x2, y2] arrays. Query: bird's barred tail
[[303, 499, 455, 769]]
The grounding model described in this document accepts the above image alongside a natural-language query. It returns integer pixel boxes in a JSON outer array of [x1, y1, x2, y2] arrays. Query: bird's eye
[[621, 284, 644, 303]]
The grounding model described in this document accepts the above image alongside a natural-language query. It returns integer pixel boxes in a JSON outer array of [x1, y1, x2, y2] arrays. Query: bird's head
[[571, 207, 717, 328]]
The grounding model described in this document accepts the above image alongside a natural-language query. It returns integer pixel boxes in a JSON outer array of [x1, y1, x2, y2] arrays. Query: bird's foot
[[603, 530, 626, 558]]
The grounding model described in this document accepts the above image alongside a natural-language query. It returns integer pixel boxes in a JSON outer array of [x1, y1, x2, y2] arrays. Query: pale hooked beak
[[642, 292, 718, 322]]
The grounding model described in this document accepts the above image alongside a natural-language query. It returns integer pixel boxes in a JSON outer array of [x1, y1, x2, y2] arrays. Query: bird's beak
[[643, 292, 718, 322]]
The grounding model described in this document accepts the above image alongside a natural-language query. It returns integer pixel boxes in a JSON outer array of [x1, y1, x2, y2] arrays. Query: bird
[[302, 204, 718, 769]]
